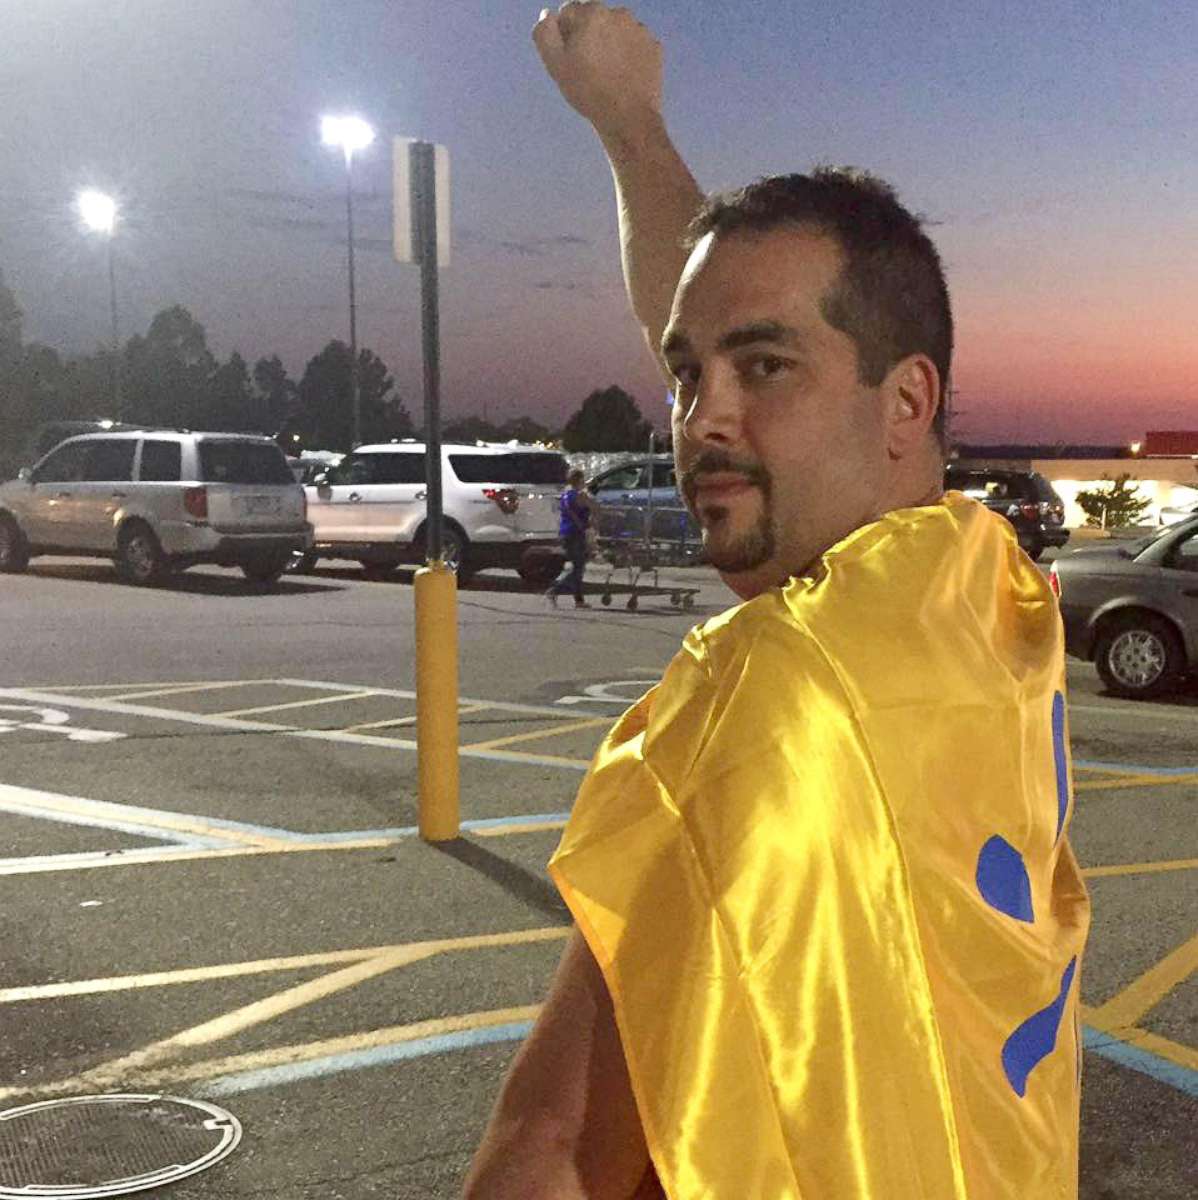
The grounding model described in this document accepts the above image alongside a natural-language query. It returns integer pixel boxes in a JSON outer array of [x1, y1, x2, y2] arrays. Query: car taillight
[[183, 486, 208, 520], [1048, 564, 1061, 599], [483, 487, 519, 515]]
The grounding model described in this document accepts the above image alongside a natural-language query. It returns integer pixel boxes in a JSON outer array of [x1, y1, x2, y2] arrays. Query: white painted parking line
[[0, 687, 592, 771], [0, 703, 125, 744], [275, 678, 609, 720], [109, 681, 263, 703], [343, 703, 490, 734], [0, 783, 301, 849], [214, 689, 382, 718]]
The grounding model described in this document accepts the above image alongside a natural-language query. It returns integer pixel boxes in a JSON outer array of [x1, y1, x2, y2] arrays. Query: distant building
[[1143, 431, 1198, 457], [952, 443, 1127, 462]]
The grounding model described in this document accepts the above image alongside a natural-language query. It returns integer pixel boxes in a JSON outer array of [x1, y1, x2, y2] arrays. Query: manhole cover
[[0, 1094, 241, 1197]]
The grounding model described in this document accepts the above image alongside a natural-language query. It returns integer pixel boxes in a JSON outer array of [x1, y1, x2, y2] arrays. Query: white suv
[[301, 441, 567, 582], [0, 431, 311, 586]]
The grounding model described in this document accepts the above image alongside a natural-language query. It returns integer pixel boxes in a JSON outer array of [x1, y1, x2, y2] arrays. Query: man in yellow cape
[[465, 6, 1089, 1198]]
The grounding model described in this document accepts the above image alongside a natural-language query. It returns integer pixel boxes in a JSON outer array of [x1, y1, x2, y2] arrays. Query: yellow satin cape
[[549, 493, 1090, 1199]]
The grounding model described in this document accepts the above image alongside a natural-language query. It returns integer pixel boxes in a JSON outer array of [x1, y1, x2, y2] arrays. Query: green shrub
[[1074, 474, 1152, 529]]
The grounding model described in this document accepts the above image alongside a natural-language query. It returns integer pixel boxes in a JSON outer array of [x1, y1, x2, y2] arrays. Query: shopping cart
[[593, 500, 702, 611]]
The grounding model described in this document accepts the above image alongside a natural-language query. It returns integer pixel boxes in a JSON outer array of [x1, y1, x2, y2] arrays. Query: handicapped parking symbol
[[0, 704, 126, 744]]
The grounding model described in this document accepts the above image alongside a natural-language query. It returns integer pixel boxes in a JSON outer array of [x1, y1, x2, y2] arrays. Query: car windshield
[[199, 441, 293, 485], [1126, 517, 1198, 557], [448, 453, 567, 485]]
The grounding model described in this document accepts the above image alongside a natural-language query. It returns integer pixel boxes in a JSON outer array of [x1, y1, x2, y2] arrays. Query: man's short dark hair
[[685, 169, 953, 446]]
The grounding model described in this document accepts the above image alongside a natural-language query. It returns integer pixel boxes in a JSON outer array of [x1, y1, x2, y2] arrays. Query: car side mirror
[[17, 467, 32, 483]]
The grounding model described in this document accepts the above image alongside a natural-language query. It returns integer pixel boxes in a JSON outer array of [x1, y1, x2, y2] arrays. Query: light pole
[[321, 114, 375, 450], [77, 189, 121, 419]]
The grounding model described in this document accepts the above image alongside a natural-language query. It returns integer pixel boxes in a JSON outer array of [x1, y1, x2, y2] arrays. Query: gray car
[[587, 457, 701, 556], [1049, 515, 1198, 698]]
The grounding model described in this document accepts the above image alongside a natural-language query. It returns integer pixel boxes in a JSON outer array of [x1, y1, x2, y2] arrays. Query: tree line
[[0, 266, 657, 471]]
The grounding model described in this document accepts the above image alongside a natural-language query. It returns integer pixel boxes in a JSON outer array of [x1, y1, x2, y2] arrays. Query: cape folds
[[549, 493, 1090, 1199]]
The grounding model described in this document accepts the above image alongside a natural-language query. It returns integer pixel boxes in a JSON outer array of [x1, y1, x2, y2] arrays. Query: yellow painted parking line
[[1082, 858, 1198, 879], [136, 1005, 543, 1088], [215, 689, 381, 718], [1106, 1028, 1198, 1075], [108, 680, 263, 703], [0, 927, 568, 1102], [70, 949, 432, 1091], [342, 702, 491, 735], [463, 716, 612, 752], [475, 820, 568, 838], [1075, 773, 1198, 792], [1087, 933, 1198, 1029], [1081, 1008, 1198, 1076]]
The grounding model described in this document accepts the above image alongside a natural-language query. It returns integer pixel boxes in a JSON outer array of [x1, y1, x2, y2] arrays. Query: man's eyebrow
[[717, 321, 805, 352]]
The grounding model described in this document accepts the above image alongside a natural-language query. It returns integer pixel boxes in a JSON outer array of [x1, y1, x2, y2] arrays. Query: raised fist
[[533, 3, 663, 139]]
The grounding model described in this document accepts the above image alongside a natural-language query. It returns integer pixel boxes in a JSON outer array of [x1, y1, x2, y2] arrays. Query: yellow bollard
[[414, 561, 460, 841]]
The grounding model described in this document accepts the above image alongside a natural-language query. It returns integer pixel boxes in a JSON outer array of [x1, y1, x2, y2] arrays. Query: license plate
[[242, 495, 281, 516]]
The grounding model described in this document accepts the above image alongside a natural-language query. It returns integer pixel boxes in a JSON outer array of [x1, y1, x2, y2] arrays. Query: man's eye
[[671, 364, 700, 389], [746, 355, 791, 379]]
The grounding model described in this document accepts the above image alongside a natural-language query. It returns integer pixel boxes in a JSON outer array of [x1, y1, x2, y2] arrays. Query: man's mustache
[[678, 452, 771, 499]]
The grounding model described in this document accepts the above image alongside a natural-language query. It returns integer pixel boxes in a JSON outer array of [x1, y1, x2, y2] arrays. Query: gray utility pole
[[107, 236, 122, 419], [411, 141, 443, 560], [344, 154, 361, 450]]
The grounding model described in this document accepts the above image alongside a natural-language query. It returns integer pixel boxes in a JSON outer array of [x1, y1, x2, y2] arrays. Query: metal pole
[[410, 139, 458, 841], [644, 428, 655, 546], [107, 235, 121, 419], [345, 150, 361, 450], [413, 141, 443, 561]]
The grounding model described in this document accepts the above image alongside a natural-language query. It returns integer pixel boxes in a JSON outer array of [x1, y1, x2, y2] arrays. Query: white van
[[301, 442, 567, 582]]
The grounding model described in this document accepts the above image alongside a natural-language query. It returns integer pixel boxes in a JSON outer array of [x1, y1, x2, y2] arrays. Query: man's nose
[[680, 369, 743, 445]]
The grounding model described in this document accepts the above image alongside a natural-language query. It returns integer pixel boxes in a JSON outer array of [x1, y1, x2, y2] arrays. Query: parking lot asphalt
[[0, 556, 1195, 1198]]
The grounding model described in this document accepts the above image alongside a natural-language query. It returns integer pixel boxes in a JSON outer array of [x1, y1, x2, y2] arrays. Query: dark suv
[[945, 466, 1068, 560]]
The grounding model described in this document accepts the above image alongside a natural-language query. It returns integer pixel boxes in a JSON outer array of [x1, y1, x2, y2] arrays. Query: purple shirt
[[559, 488, 591, 537]]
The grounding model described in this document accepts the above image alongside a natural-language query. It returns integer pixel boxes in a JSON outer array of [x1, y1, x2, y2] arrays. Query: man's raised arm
[[533, 2, 703, 374]]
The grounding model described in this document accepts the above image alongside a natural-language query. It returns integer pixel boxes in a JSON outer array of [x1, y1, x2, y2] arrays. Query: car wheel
[[416, 526, 471, 581], [518, 551, 563, 587], [241, 552, 291, 586], [359, 560, 402, 581], [287, 550, 317, 574], [116, 522, 165, 585], [1022, 537, 1044, 562], [0, 514, 30, 574], [1094, 614, 1186, 699]]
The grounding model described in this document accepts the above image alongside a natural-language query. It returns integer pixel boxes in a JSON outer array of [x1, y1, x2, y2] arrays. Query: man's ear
[[883, 354, 940, 459]]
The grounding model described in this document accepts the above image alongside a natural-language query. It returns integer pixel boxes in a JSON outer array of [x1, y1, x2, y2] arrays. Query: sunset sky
[[1, 0, 1195, 443]]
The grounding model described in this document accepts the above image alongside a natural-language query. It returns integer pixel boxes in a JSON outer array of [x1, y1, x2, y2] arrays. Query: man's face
[[663, 226, 891, 599]]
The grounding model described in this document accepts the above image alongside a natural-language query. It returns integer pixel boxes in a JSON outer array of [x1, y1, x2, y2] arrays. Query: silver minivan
[[0, 431, 311, 586]]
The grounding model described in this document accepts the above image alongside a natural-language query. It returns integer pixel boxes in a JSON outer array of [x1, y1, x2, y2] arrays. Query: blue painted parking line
[[1074, 759, 1198, 777], [201, 1020, 535, 1098], [1083, 1027, 1198, 1098]]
